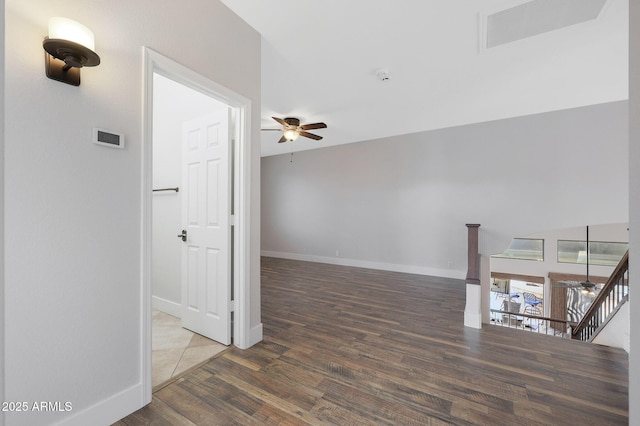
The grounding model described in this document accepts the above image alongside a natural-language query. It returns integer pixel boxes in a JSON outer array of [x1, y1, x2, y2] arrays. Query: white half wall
[[261, 101, 629, 279], [3, 1, 261, 424], [592, 299, 630, 352], [464, 283, 482, 328]]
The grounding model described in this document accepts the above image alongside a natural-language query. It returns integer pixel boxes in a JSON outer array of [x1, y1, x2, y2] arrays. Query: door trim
[[141, 47, 253, 401]]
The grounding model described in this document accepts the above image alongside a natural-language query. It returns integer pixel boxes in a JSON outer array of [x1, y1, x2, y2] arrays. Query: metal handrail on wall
[[571, 250, 629, 342]]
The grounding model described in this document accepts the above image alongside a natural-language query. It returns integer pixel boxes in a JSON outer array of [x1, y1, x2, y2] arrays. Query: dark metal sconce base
[[44, 52, 80, 86]]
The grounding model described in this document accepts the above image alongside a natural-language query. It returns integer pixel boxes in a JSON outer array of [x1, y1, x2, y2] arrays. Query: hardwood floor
[[116, 257, 628, 425]]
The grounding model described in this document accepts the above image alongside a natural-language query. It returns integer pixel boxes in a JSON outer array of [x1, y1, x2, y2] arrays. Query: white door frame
[[141, 47, 253, 401]]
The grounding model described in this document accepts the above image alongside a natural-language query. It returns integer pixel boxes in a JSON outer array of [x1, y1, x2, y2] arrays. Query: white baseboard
[[56, 383, 147, 426], [249, 323, 263, 346], [261, 250, 466, 281], [152, 295, 181, 317]]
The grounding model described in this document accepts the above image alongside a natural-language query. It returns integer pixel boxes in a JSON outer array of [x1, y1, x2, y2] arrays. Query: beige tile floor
[[152, 310, 228, 389]]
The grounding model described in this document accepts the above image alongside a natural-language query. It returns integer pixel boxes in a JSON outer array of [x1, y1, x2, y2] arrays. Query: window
[[491, 238, 544, 261], [557, 240, 628, 266]]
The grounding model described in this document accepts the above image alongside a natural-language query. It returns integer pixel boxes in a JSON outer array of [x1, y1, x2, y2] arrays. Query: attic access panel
[[486, 0, 608, 48]]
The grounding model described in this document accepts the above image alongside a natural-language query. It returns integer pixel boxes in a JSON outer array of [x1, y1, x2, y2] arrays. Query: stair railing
[[490, 308, 576, 337], [571, 250, 629, 341]]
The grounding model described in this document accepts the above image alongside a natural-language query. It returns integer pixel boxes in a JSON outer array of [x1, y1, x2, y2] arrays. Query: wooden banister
[[490, 308, 576, 337], [464, 224, 481, 329], [466, 224, 480, 285], [571, 250, 629, 341], [490, 309, 576, 327]]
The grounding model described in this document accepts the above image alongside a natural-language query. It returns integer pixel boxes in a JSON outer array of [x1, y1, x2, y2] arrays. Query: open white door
[[180, 109, 231, 345]]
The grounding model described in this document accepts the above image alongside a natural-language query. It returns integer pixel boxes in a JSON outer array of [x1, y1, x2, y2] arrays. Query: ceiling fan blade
[[272, 116, 288, 127], [261, 128, 282, 131], [300, 131, 323, 140], [278, 135, 287, 143], [300, 122, 327, 130]]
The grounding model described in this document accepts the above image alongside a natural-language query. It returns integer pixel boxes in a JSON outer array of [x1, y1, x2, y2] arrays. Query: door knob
[[178, 229, 187, 242]]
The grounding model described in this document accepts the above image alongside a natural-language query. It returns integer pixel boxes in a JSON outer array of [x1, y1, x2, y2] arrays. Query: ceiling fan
[[555, 225, 599, 296], [262, 116, 327, 143]]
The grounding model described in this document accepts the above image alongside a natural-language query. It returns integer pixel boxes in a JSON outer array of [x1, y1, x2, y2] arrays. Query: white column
[[464, 283, 482, 328]]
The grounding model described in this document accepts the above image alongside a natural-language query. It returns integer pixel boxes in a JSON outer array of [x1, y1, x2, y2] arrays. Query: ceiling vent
[[484, 0, 608, 49]]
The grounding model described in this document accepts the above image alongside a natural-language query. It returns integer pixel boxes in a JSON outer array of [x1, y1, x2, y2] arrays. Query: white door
[[180, 109, 231, 345]]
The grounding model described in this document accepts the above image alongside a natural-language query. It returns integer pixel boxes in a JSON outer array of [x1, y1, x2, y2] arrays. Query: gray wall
[[0, 0, 4, 419], [3, 1, 261, 424], [262, 101, 629, 278], [629, 2, 639, 424]]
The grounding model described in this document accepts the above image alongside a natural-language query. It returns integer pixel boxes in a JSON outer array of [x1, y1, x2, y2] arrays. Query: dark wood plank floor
[[116, 257, 628, 425]]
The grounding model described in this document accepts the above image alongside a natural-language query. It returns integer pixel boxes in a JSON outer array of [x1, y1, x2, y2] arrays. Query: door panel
[[187, 246, 199, 310], [206, 248, 221, 317], [181, 109, 231, 345], [187, 163, 200, 226], [207, 160, 220, 226]]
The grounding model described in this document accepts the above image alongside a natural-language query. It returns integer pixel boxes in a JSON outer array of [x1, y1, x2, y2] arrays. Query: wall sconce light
[[43, 17, 100, 86]]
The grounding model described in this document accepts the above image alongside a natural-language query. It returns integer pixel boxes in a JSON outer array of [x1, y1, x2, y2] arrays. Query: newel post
[[464, 224, 482, 329]]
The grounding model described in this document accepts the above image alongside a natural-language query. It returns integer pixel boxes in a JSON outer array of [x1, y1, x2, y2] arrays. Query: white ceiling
[[219, 0, 628, 157]]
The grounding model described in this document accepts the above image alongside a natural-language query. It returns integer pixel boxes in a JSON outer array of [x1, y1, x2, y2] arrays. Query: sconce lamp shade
[[43, 17, 100, 86], [48, 17, 95, 51]]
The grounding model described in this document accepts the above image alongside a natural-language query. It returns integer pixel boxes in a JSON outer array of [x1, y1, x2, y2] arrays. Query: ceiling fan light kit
[[266, 116, 327, 143], [284, 128, 300, 141]]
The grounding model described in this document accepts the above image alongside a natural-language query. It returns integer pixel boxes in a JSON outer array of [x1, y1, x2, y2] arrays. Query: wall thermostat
[[93, 128, 124, 149]]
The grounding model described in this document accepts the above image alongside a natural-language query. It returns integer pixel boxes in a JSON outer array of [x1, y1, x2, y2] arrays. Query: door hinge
[[229, 214, 236, 226], [229, 300, 235, 312]]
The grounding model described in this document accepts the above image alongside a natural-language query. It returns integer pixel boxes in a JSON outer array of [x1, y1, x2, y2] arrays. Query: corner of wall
[[629, 1, 640, 424]]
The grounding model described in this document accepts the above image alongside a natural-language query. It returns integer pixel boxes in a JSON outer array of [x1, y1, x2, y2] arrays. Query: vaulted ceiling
[[219, 0, 628, 157]]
